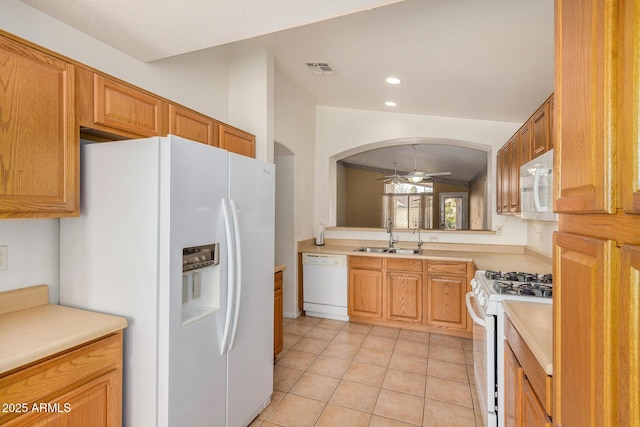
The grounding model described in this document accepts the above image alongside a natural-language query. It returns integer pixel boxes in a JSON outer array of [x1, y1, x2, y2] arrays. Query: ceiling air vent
[[305, 62, 334, 75]]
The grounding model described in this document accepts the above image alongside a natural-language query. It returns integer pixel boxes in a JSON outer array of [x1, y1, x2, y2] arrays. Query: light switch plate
[[0, 245, 7, 271]]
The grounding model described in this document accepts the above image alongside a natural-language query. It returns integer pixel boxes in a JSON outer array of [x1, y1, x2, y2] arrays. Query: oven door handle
[[465, 292, 486, 327]]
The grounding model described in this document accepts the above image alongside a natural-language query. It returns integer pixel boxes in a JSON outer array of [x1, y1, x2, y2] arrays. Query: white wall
[[0, 220, 60, 303], [315, 106, 531, 245], [525, 220, 558, 257], [274, 72, 317, 317]]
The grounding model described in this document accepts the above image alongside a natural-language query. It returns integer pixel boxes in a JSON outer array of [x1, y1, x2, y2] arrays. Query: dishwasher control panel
[[302, 253, 347, 266]]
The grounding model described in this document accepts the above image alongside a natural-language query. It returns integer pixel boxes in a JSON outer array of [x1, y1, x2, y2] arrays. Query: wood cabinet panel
[[619, 0, 640, 213], [386, 271, 422, 323], [386, 258, 423, 272], [274, 271, 283, 359], [501, 143, 511, 212], [619, 244, 640, 426], [553, 232, 616, 426], [519, 120, 532, 165], [497, 147, 504, 214], [0, 332, 123, 426], [168, 105, 216, 146], [0, 33, 78, 217], [91, 74, 163, 137], [348, 269, 383, 318], [554, 0, 617, 213], [425, 274, 466, 329], [508, 136, 520, 213], [427, 260, 467, 276], [218, 123, 255, 158], [522, 378, 552, 427], [504, 341, 523, 427], [350, 256, 383, 270], [531, 100, 551, 158]]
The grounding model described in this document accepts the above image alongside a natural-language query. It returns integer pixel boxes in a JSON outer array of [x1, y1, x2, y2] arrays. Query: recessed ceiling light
[[385, 77, 401, 85], [385, 101, 397, 107]]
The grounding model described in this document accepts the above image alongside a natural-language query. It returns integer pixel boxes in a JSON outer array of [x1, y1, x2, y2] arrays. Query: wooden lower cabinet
[[349, 268, 383, 319], [274, 270, 284, 359], [0, 332, 123, 426], [505, 313, 553, 426], [386, 258, 423, 324], [425, 274, 467, 330], [348, 256, 472, 337]]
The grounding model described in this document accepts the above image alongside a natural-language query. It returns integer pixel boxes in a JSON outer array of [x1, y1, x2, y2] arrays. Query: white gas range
[[466, 270, 552, 427]]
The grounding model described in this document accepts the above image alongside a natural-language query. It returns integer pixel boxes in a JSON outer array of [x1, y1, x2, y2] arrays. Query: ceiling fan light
[[407, 175, 423, 183]]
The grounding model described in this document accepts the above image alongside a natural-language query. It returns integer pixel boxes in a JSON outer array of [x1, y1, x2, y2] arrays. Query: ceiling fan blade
[[422, 171, 452, 177]]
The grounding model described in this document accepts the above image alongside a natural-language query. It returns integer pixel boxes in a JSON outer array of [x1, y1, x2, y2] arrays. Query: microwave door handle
[[533, 168, 549, 212]]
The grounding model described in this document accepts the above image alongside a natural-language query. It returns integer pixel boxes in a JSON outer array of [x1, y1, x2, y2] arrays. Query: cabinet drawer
[[0, 333, 122, 424], [427, 260, 467, 275], [350, 256, 383, 270], [386, 258, 423, 272]]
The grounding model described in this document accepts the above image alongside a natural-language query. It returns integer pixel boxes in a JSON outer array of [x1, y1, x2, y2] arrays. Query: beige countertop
[[298, 239, 552, 273], [0, 286, 127, 374], [275, 264, 287, 273], [502, 300, 553, 375]]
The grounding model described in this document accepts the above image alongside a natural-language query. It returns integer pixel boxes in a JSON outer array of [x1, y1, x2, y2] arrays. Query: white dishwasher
[[302, 253, 349, 321]]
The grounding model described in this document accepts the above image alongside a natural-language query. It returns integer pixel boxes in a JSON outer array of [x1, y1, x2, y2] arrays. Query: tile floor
[[250, 315, 483, 427]]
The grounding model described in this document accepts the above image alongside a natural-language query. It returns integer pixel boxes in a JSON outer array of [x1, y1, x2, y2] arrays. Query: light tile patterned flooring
[[250, 315, 483, 427]]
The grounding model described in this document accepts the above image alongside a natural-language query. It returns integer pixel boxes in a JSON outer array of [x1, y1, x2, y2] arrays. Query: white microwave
[[520, 149, 558, 222]]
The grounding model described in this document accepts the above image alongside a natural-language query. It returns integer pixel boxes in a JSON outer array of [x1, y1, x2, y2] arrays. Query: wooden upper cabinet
[[519, 120, 532, 165], [91, 74, 163, 138], [531, 98, 551, 158], [496, 147, 504, 214], [553, 232, 617, 426], [0, 33, 78, 218], [509, 136, 520, 213], [168, 104, 216, 146], [620, 0, 640, 213], [218, 123, 256, 158], [554, 0, 617, 214]]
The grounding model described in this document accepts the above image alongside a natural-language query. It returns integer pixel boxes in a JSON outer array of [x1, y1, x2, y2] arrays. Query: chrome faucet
[[413, 224, 423, 249], [387, 218, 398, 248]]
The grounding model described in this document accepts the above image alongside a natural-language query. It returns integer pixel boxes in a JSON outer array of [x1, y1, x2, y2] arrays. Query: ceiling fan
[[380, 145, 452, 184]]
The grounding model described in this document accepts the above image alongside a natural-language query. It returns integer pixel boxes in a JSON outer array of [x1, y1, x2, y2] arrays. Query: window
[[383, 183, 433, 229], [439, 192, 469, 230]]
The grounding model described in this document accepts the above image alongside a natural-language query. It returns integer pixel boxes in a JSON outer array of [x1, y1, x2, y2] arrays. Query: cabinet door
[[218, 123, 255, 158], [385, 271, 422, 323], [620, 0, 640, 213], [522, 377, 552, 427], [553, 232, 616, 426], [274, 287, 283, 358], [554, 0, 617, 213], [531, 100, 550, 158], [348, 268, 382, 318], [619, 244, 640, 426], [509, 136, 520, 213], [501, 144, 511, 213], [519, 120, 532, 165], [497, 148, 504, 214], [168, 104, 215, 146], [425, 274, 467, 329], [0, 35, 78, 217], [504, 341, 523, 427], [92, 74, 163, 137]]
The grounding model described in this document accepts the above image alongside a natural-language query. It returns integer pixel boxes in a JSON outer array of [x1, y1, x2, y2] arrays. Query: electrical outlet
[[0, 245, 7, 271], [428, 235, 439, 242], [496, 226, 503, 236]]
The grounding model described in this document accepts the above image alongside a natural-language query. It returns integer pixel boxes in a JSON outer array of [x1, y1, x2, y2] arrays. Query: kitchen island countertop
[[502, 300, 553, 375], [0, 285, 127, 374]]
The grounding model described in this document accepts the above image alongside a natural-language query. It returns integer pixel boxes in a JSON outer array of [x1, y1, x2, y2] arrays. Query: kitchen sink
[[353, 247, 422, 255], [353, 247, 389, 253]]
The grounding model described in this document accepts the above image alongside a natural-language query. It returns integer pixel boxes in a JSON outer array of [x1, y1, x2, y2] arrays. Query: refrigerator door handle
[[228, 198, 243, 351], [220, 198, 235, 356]]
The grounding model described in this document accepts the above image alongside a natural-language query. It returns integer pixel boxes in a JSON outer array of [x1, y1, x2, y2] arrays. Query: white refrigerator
[[60, 135, 275, 427]]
